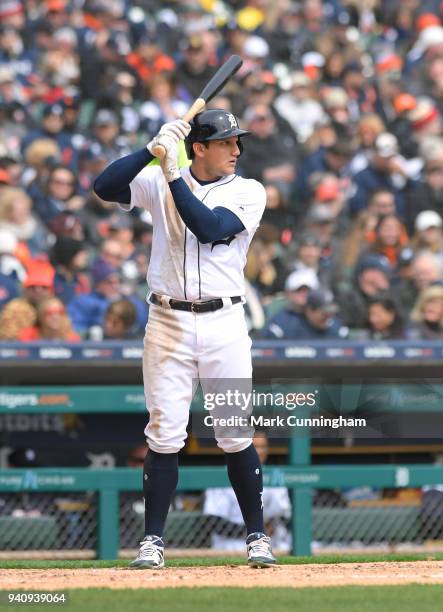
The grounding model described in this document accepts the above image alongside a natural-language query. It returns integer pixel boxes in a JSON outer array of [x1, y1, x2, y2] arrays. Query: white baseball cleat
[[130, 535, 165, 569], [246, 532, 277, 568]]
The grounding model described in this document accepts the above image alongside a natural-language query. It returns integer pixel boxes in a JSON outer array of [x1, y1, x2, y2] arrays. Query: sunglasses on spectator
[[44, 307, 65, 315]]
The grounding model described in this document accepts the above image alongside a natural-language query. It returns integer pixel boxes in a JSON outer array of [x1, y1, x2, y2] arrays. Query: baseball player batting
[[94, 109, 275, 569]]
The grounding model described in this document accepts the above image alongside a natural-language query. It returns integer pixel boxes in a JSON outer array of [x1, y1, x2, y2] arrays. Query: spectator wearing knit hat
[[0, 1, 25, 29], [408, 98, 442, 143], [374, 53, 405, 124], [405, 21, 443, 78], [388, 93, 419, 160], [336, 254, 393, 329], [50, 236, 90, 304]]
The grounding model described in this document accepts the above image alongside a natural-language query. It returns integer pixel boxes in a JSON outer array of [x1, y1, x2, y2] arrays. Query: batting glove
[[159, 136, 180, 182], [147, 119, 191, 155]]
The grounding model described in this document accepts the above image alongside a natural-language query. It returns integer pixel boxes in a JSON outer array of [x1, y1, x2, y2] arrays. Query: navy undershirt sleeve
[[93, 148, 154, 205], [169, 177, 245, 243]]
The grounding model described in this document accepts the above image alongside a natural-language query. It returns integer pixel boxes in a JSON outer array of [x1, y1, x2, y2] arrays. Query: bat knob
[[152, 144, 166, 160]]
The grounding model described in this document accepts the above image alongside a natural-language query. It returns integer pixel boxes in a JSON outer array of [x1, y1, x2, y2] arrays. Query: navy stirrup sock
[[225, 444, 265, 535], [143, 449, 178, 538]]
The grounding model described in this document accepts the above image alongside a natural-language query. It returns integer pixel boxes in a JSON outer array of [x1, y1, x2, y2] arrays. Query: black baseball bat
[[153, 55, 243, 159]]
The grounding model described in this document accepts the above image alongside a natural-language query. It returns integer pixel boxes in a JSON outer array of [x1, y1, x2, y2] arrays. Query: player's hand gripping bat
[[152, 54, 243, 160]]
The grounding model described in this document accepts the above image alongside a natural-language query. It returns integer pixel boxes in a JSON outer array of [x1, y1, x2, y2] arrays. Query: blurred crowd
[[2, 0, 443, 341]]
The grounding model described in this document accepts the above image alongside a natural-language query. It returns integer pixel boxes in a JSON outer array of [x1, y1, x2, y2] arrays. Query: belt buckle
[[191, 301, 198, 313], [160, 295, 171, 309]]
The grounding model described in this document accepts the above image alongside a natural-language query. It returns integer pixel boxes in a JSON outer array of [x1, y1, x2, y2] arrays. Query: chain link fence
[[2, 486, 443, 555], [0, 493, 96, 552], [311, 486, 443, 551]]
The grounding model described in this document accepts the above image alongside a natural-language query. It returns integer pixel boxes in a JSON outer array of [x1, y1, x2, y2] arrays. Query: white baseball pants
[[143, 302, 253, 454]]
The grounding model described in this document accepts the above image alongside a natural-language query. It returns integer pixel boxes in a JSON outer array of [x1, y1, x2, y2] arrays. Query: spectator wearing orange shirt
[[365, 213, 409, 266], [18, 296, 80, 342], [126, 34, 175, 86], [0, 261, 55, 340]]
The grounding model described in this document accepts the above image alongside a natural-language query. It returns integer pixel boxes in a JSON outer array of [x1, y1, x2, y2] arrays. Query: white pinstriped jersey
[[125, 165, 266, 301]]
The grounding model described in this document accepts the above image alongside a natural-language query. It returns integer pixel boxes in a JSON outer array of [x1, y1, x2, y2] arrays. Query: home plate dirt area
[[2, 561, 443, 589]]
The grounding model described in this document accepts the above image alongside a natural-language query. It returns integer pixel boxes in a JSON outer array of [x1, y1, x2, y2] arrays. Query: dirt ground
[[2, 561, 443, 589]]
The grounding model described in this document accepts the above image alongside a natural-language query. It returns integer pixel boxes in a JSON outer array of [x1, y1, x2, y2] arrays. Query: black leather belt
[[150, 293, 242, 313]]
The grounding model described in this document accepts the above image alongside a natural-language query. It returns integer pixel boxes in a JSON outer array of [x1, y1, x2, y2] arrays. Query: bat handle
[[183, 98, 206, 123], [152, 98, 206, 160]]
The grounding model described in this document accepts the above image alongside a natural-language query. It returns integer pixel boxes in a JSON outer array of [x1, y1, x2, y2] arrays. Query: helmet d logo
[[185, 109, 249, 159], [227, 113, 237, 128]]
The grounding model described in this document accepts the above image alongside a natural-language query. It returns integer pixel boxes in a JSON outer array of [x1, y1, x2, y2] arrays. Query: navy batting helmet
[[185, 109, 250, 158]]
